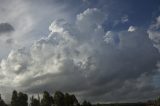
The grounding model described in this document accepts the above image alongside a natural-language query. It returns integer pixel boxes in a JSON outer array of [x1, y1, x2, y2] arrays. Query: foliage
[[11, 90, 18, 106], [64, 93, 80, 106], [54, 91, 65, 106], [82, 100, 92, 106], [0, 94, 7, 106], [41, 91, 53, 106], [11, 90, 28, 106], [30, 96, 40, 106]]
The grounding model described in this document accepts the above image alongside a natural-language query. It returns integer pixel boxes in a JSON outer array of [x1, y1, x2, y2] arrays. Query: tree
[[64, 93, 80, 106], [30, 96, 40, 106], [41, 91, 53, 106], [64, 93, 71, 106], [54, 91, 65, 106], [18, 92, 28, 106], [11, 90, 28, 106], [0, 94, 7, 106], [11, 90, 18, 106], [70, 95, 80, 106], [82, 100, 92, 106]]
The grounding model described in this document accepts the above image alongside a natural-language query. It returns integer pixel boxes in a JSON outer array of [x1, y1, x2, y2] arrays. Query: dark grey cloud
[[77, 29, 160, 102], [0, 23, 14, 34]]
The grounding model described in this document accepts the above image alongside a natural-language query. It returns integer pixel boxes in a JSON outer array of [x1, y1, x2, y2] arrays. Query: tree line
[[1, 90, 160, 106], [0, 90, 92, 106]]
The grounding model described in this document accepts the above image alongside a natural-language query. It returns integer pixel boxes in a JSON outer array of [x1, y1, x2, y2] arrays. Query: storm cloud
[[0, 8, 160, 103]]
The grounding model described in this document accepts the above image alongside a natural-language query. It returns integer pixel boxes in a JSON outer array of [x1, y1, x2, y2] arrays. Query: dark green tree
[[82, 100, 92, 106], [64, 93, 71, 106], [0, 94, 7, 106], [18, 92, 28, 106], [54, 91, 65, 106], [11, 90, 28, 106], [70, 95, 80, 106], [30, 96, 40, 106], [41, 91, 53, 106], [64, 93, 80, 106], [11, 90, 18, 106]]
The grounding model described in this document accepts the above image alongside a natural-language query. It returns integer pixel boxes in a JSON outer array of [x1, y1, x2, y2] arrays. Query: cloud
[[5, 38, 14, 44], [0, 8, 160, 103], [0, 23, 14, 34], [148, 16, 160, 92], [0, 0, 36, 60], [148, 16, 160, 52], [0, 0, 85, 60], [121, 15, 129, 23], [104, 31, 119, 46], [128, 26, 136, 32], [0, 23, 15, 49], [76, 8, 106, 33]]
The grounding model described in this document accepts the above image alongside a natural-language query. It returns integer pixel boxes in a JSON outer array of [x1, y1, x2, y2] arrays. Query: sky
[[0, 0, 160, 103]]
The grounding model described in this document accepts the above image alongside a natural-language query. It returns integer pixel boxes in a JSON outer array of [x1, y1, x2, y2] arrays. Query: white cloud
[[148, 16, 160, 52], [0, 0, 74, 60], [0, 0, 35, 60], [121, 15, 129, 23], [128, 26, 136, 32], [76, 8, 106, 33], [104, 31, 116, 45]]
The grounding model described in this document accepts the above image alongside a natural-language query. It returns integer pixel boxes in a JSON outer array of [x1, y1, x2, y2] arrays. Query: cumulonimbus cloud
[[0, 8, 160, 102]]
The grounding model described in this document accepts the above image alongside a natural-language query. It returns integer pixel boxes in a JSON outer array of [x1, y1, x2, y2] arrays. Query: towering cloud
[[0, 8, 160, 102]]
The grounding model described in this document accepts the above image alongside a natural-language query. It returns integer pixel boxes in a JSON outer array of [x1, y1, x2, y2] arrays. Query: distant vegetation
[[0, 90, 160, 106], [0, 90, 91, 106]]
